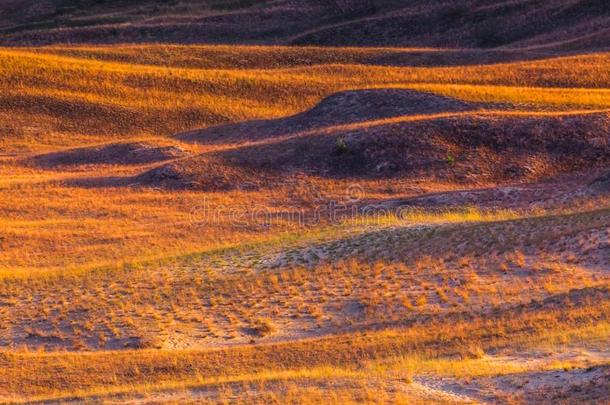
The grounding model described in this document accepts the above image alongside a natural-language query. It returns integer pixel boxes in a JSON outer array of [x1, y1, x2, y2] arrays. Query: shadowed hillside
[[1, 0, 609, 51], [135, 90, 610, 190], [1, 2, 610, 403], [177, 89, 480, 144]]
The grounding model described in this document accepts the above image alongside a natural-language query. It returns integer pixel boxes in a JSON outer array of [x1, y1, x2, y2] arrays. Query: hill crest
[[1, 0, 609, 51]]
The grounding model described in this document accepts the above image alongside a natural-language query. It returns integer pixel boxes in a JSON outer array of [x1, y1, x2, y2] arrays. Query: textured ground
[[0, 3, 609, 403]]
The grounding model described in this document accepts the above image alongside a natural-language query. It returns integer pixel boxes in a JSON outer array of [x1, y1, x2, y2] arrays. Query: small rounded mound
[[302, 89, 476, 121], [177, 89, 479, 144], [30, 142, 189, 168], [589, 169, 610, 193], [214, 111, 610, 183], [134, 156, 266, 191], [140, 112, 610, 191]]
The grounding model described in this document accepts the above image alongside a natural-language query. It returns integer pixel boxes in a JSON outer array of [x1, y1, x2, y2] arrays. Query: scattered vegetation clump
[[334, 137, 349, 155], [459, 344, 486, 360], [250, 318, 277, 337], [0, 5, 609, 402]]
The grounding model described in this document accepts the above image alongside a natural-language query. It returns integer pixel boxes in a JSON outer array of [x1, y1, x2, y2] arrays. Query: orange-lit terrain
[[0, 1, 609, 403]]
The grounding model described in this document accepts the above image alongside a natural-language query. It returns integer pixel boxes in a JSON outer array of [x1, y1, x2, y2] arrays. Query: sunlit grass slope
[[0, 43, 609, 403], [0, 44, 609, 274], [1, 46, 609, 151]]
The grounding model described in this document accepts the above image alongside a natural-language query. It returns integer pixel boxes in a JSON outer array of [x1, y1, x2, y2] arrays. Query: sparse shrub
[[251, 318, 276, 337], [132, 334, 164, 349], [415, 295, 427, 307], [400, 296, 415, 310], [445, 154, 456, 165], [436, 287, 449, 303], [507, 250, 526, 268], [334, 137, 349, 155], [460, 344, 485, 360]]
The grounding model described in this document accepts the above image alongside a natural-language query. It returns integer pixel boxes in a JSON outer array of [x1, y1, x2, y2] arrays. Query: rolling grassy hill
[[1, 0, 609, 51], [0, 44, 608, 403], [0, 1, 609, 404], [1, 45, 609, 153]]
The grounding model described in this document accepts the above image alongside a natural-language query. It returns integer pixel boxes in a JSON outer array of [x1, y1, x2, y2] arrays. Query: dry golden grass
[[0, 44, 609, 403], [1, 312, 607, 402], [1, 46, 609, 151]]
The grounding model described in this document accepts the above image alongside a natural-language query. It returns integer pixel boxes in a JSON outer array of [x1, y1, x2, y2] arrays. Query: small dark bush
[[335, 137, 349, 155]]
